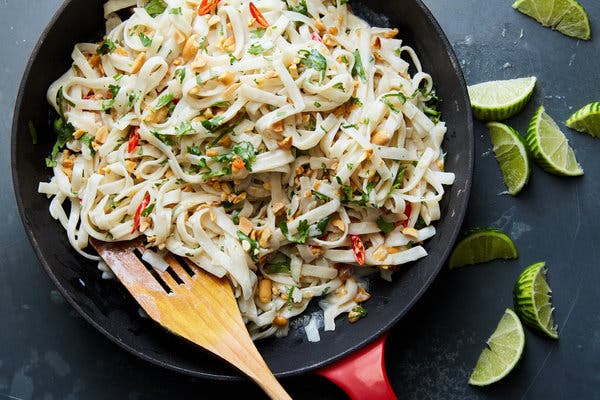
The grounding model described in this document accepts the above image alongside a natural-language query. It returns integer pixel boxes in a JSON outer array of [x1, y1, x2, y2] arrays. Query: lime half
[[469, 308, 526, 386], [512, 0, 591, 40], [526, 105, 583, 176], [514, 261, 558, 339], [448, 228, 518, 270], [566, 102, 600, 138], [486, 122, 530, 195], [468, 77, 536, 121]]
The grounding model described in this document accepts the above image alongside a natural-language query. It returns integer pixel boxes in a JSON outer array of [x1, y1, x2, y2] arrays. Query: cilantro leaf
[[96, 38, 117, 55], [108, 84, 120, 98], [298, 49, 327, 81], [141, 202, 155, 217], [201, 115, 225, 132], [311, 190, 331, 201], [284, 0, 308, 15], [138, 32, 152, 47], [232, 141, 257, 171], [144, 0, 167, 17], [279, 220, 310, 243], [187, 145, 202, 156], [154, 93, 174, 110], [46, 87, 76, 166], [250, 28, 266, 38], [380, 92, 407, 113], [333, 82, 345, 91], [237, 230, 260, 261], [352, 49, 366, 82], [169, 7, 182, 14], [376, 215, 395, 234], [386, 167, 406, 199], [248, 43, 265, 55], [151, 131, 175, 146]]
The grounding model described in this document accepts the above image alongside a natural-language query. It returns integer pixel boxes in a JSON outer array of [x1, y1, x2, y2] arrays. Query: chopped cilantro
[[108, 84, 120, 98], [315, 216, 330, 235], [284, 0, 308, 15], [347, 163, 354, 170], [298, 49, 327, 81], [174, 67, 186, 83], [311, 190, 331, 201], [138, 32, 152, 47], [144, 0, 167, 17], [250, 28, 266, 39], [333, 82, 345, 91], [414, 215, 427, 230], [154, 93, 174, 110], [96, 38, 117, 55], [386, 167, 406, 199], [314, 101, 322, 108], [381, 92, 408, 113], [201, 115, 225, 132], [80, 133, 96, 156], [286, 286, 295, 309], [279, 219, 310, 244], [248, 43, 265, 55], [187, 145, 201, 156], [237, 230, 260, 261], [169, 6, 182, 14], [349, 96, 362, 106], [175, 121, 193, 137], [228, 53, 238, 65], [376, 215, 395, 234], [141, 202, 155, 217], [232, 141, 257, 171], [352, 49, 366, 82], [151, 131, 175, 145]]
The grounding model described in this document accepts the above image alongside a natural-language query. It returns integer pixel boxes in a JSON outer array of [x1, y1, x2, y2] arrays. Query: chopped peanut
[[258, 279, 272, 303], [372, 36, 381, 49], [125, 160, 137, 173], [314, 18, 326, 33], [277, 136, 293, 150], [264, 70, 279, 79], [231, 192, 247, 204], [288, 63, 299, 79], [205, 149, 219, 157], [182, 34, 199, 61], [190, 54, 207, 70], [331, 218, 345, 231], [272, 202, 286, 216], [272, 120, 284, 133], [222, 36, 235, 52], [208, 14, 220, 27], [328, 26, 339, 35], [116, 47, 128, 56], [172, 57, 183, 66], [371, 130, 392, 146], [348, 307, 366, 323], [273, 316, 288, 327], [322, 34, 337, 47], [95, 126, 109, 144], [61, 167, 73, 180], [145, 106, 169, 124], [174, 29, 186, 47], [61, 157, 74, 168], [218, 71, 235, 86], [354, 287, 371, 303], [258, 228, 272, 248], [239, 217, 253, 235], [139, 217, 151, 233], [188, 86, 201, 96], [372, 245, 387, 262], [217, 135, 232, 147], [73, 129, 85, 139], [402, 227, 419, 239], [383, 28, 399, 38], [130, 52, 146, 74], [165, 168, 174, 178], [223, 82, 242, 100]]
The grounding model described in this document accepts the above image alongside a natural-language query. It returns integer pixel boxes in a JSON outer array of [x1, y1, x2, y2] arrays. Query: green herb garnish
[[376, 215, 395, 234], [352, 49, 366, 82], [144, 0, 168, 17]]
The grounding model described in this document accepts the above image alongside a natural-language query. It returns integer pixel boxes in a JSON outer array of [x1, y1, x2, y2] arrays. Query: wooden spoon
[[90, 238, 291, 400]]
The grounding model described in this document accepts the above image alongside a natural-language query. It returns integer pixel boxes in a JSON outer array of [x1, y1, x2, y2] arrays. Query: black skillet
[[11, 0, 473, 395]]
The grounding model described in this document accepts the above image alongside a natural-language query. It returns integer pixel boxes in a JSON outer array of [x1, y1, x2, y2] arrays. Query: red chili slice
[[249, 2, 269, 27], [198, 0, 220, 15], [132, 193, 150, 234], [127, 126, 140, 153], [311, 31, 323, 42], [396, 203, 412, 228], [350, 235, 366, 266]]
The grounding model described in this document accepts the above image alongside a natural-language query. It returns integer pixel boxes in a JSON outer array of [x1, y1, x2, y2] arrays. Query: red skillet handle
[[316, 332, 396, 400]]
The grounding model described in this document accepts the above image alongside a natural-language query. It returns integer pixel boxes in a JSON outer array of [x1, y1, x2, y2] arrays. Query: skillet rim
[[11, 0, 474, 380]]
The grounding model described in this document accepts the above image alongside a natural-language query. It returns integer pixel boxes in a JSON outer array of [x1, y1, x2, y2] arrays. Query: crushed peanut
[[372, 245, 388, 262], [206, 149, 219, 157], [182, 34, 199, 61], [272, 202, 286, 216], [125, 160, 138, 173], [273, 316, 288, 327], [174, 29, 187, 47], [402, 227, 419, 239], [130, 52, 146, 74], [95, 126, 109, 144], [239, 216, 253, 235], [331, 218, 345, 231], [73, 129, 85, 139], [218, 71, 235, 86], [258, 278, 272, 303], [354, 287, 371, 303], [272, 120, 284, 133], [258, 227, 272, 248], [314, 18, 326, 33], [277, 136, 293, 150], [371, 130, 392, 146], [223, 82, 242, 100], [383, 28, 399, 38]]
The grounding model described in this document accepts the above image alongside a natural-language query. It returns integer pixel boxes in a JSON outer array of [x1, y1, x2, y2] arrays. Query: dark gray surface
[[1, 0, 598, 399]]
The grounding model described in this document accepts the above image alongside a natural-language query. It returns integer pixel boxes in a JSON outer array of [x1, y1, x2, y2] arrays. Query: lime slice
[[566, 102, 600, 138], [526, 105, 583, 176], [468, 77, 536, 121], [469, 308, 526, 386], [448, 228, 518, 269], [512, 0, 591, 40], [486, 122, 531, 195], [514, 261, 558, 339]]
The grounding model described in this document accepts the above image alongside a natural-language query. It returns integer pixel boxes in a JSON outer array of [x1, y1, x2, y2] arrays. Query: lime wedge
[[566, 102, 600, 138], [514, 261, 558, 339], [486, 122, 531, 195], [468, 77, 536, 121], [512, 0, 591, 40], [469, 308, 525, 386], [448, 228, 518, 270], [526, 105, 583, 176]]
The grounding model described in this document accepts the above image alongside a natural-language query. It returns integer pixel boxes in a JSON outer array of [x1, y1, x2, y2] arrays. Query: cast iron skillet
[[12, 0, 473, 382]]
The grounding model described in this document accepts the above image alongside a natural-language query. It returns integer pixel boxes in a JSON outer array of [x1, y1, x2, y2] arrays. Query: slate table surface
[[1, 0, 599, 399]]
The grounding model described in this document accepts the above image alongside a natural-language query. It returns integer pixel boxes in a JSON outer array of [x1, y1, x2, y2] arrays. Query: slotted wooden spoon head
[[90, 238, 290, 400]]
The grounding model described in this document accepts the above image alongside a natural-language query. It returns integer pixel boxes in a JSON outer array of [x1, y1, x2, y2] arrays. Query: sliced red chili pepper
[[350, 235, 366, 266], [127, 126, 140, 153], [83, 91, 95, 100], [198, 0, 220, 15], [249, 2, 269, 27], [396, 203, 412, 228], [311, 31, 323, 42], [132, 193, 151, 234]]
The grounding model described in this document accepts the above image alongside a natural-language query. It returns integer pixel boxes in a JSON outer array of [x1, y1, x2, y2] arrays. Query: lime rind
[[469, 308, 526, 386], [526, 105, 584, 176], [566, 102, 600, 138], [468, 77, 537, 121], [486, 122, 531, 195], [514, 261, 559, 339], [448, 228, 518, 269], [512, 0, 591, 40]]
